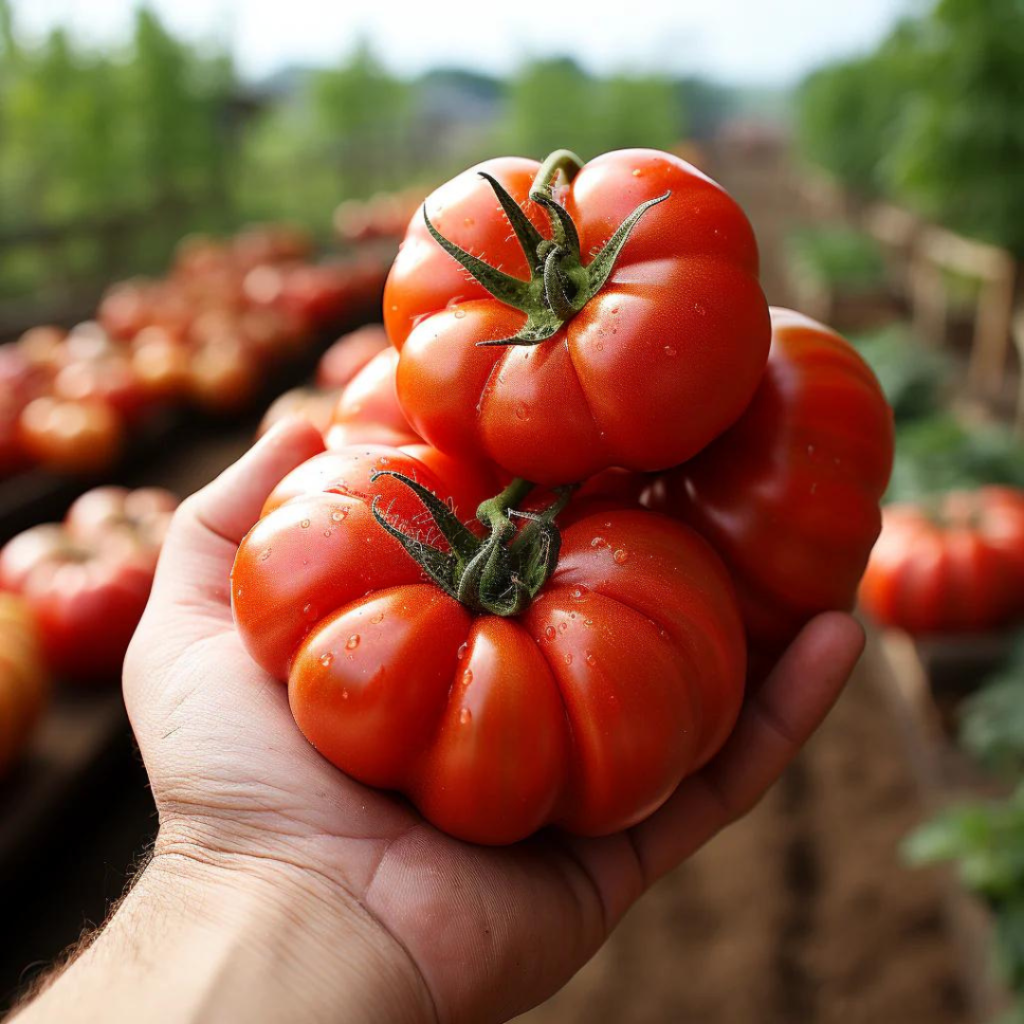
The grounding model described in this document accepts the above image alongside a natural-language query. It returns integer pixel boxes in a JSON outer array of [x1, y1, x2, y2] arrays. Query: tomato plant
[[232, 444, 745, 844], [860, 487, 1024, 635], [647, 308, 894, 677], [384, 148, 770, 484], [0, 486, 177, 680]]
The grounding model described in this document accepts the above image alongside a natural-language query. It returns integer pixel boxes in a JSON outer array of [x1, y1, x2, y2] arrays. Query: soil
[[514, 659, 972, 1024]]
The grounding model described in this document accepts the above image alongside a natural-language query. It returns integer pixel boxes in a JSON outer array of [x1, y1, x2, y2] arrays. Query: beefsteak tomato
[[325, 349, 420, 450], [647, 308, 894, 677], [860, 487, 1024, 635], [232, 445, 746, 845], [384, 148, 770, 484]]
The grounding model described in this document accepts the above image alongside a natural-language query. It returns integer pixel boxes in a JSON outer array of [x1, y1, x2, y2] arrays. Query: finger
[[628, 612, 865, 885], [146, 417, 325, 622]]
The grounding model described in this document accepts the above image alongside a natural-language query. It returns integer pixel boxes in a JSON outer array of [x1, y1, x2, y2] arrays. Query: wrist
[[16, 829, 436, 1024]]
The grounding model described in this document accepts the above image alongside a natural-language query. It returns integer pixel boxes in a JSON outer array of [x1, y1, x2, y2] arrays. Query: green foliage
[[960, 636, 1024, 777], [797, 0, 1024, 256], [905, 784, 1024, 1000], [849, 324, 949, 423], [786, 227, 886, 293], [504, 57, 683, 160], [886, 0, 1024, 256], [886, 415, 1024, 504]]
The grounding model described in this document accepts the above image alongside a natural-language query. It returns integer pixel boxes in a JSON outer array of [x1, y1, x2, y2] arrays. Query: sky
[[12, 0, 910, 85]]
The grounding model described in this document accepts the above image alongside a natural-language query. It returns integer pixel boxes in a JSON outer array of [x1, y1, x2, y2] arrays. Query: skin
[[12, 419, 864, 1024], [648, 307, 894, 677], [860, 486, 1024, 634], [386, 149, 771, 485]]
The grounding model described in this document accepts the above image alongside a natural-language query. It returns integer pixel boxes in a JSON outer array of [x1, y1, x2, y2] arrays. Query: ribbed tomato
[[647, 308, 894, 677], [385, 148, 770, 485], [860, 487, 1024, 635], [232, 444, 745, 844]]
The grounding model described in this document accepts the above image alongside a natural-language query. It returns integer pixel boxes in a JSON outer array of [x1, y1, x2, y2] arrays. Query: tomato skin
[[384, 149, 770, 485], [317, 324, 389, 390], [647, 308, 894, 677], [325, 349, 421, 450], [860, 488, 1024, 635], [232, 445, 745, 844]]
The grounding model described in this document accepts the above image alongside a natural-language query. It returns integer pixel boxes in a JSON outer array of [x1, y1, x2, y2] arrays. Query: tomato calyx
[[423, 148, 670, 348], [370, 472, 574, 616]]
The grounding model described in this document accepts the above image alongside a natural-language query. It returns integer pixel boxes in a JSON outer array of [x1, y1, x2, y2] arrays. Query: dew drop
[[323, 530, 332, 538], [586, 651, 597, 666], [564, 652, 574, 666], [632, 168, 642, 177], [346, 634, 360, 650], [331, 509, 347, 523], [544, 625, 556, 641], [341, 689, 349, 700], [610, 306, 619, 314], [453, 308, 466, 320], [595, 342, 604, 351], [302, 602, 317, 619], [663, 345, 678, 357], [613, 549, 629, 565], [259, 548, 272, 561], [459, 707, 472, 725], [584, 618, 594, 627], [370, 610, 385, 624], [514, 402, 529, 420], [558, 621, 568, 633], [235, 586, 243, 599], [591, 536, 606, 549], [570, 586, 586, 600], [300, 518, 310, 529], [320, 652, 334, 668], [462, 669, 473, 686], [457, 642, 469, 660]]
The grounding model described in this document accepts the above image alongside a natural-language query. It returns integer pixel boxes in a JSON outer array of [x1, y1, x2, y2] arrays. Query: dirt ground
[[515, 656, 971, 1024]]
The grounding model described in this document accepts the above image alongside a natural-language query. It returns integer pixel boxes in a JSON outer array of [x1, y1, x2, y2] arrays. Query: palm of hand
[[124, 420, 863, 1023]]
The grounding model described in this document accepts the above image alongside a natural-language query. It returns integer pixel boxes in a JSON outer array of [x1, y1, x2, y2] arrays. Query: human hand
[[115, 418, 863, 1024]]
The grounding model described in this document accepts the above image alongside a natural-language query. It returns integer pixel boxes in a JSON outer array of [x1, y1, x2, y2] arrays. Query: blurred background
[[1, 1, 1023, 1021]]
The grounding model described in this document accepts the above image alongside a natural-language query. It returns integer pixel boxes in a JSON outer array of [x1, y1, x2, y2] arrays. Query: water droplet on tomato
[[544, 625, 556, 641], [331, 509, 347, 522], [346, 634, 360, 650], [457, 642, 468, 660], [558, 621, 568, 633], [320, 652, 334, 668], [370, 610, 385, 624], [259, 548, 272, 561], [300, 518, 310, 529], [570, 586, 586, 599], [564, 652, 573, 666], [613, 549, 628, 565], [632, 168, 642, 177], [586, 651, 597, 666], [459, 707, 472, 725], [590, 536, 606, 549], [341, 689, 349, 700], [664, 345, 678, 357], [302, 603, 317, 619], [453, 308, 466, 320], [514, 402, 529, 420], [462, 668, 473, 686]]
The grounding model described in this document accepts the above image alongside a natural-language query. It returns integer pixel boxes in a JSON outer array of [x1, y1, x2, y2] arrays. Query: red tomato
[[53, 354, 146, 423], [98, 280, 157, 342], [18, 326, 68, 372], [385, 148, 770, 484], [0, 526, 154, 682], [325, 349, 420, 449], [0, 593, 49, 776], [316, 324, 389, 390], [647, 308, 894, 677], [860, 487, 1024, 635], [257, 387, 339, 440], [18, 396, 123, 474], [131, 328, 191, 400], [188, 340, 259, 413], [65, 485, 178, 551], [232, 445, 745, 844]]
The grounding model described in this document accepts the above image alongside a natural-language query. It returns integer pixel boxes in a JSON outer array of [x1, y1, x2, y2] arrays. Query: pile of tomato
[[0, 224, 391, 478], [232, 148, 897, 845], [333, 188, 426, 244]]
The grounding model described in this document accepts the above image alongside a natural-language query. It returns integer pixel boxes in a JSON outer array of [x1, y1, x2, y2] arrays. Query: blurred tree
[[885, 0, 1024, 256]]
